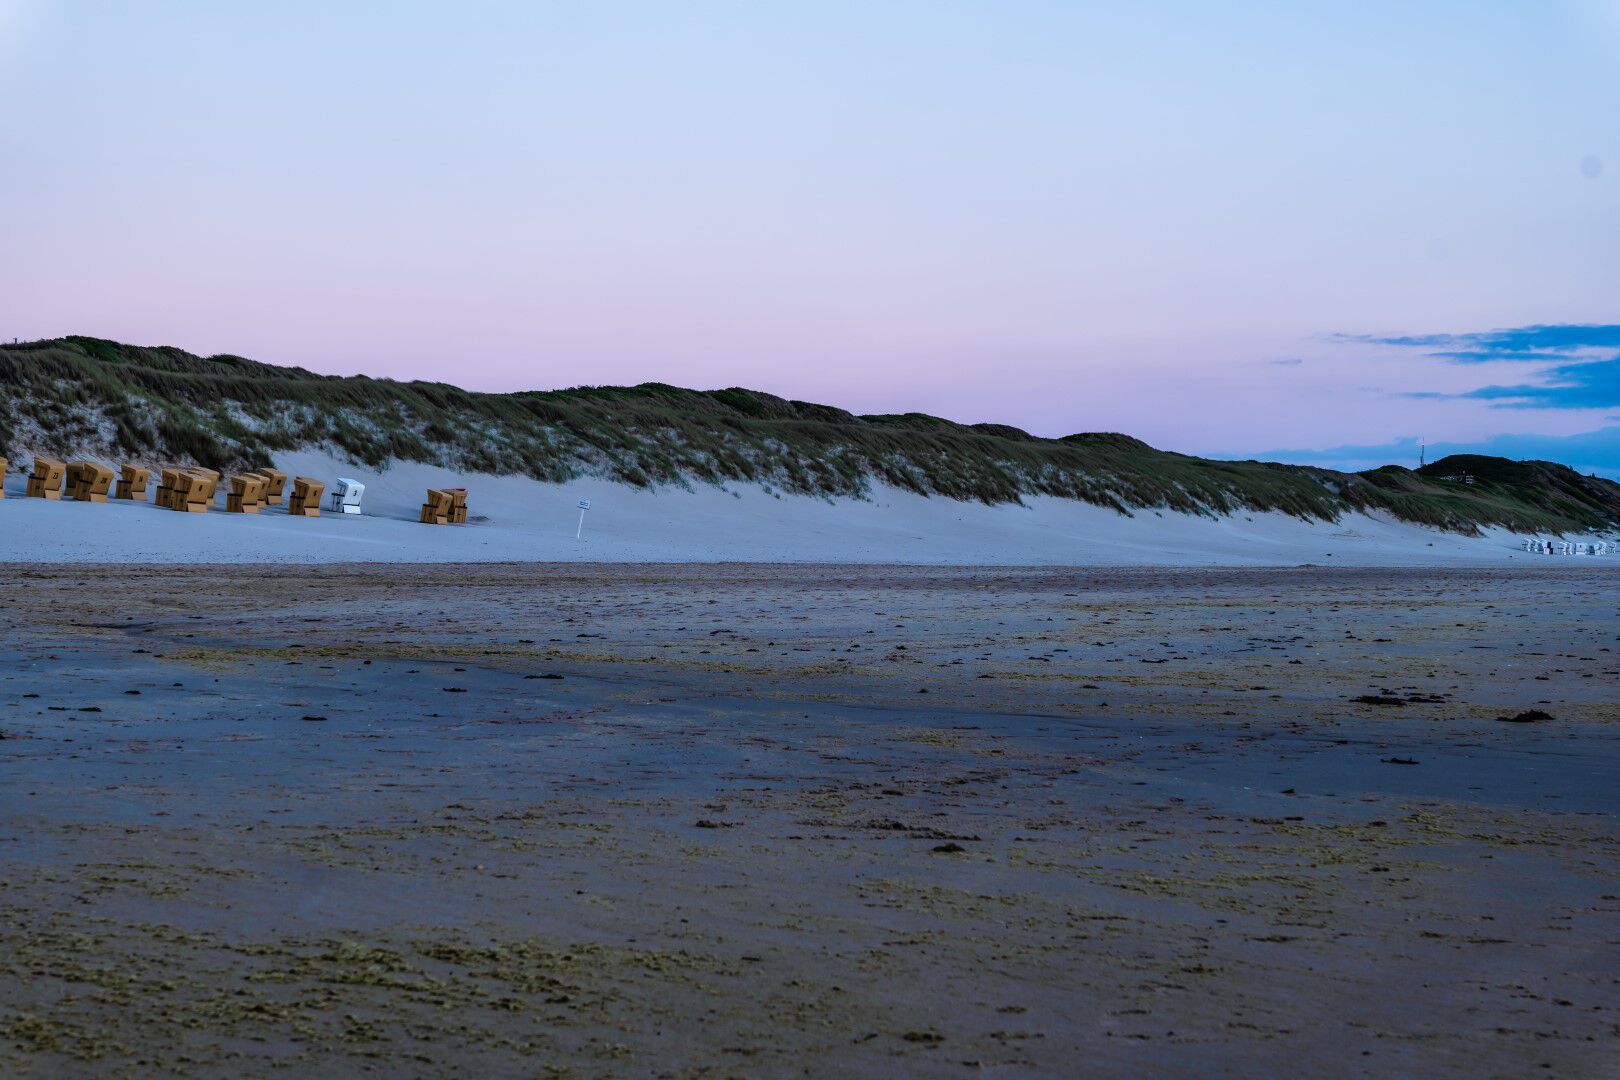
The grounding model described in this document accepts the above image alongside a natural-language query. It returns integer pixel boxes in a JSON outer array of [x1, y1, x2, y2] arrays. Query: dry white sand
[[0, 450, 1610, 565]]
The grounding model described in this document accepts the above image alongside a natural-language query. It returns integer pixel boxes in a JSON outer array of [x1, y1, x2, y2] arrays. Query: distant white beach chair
[[329, 478, 365, 515]]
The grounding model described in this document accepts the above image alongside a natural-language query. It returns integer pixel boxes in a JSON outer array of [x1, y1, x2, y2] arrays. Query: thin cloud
[[1345, 322, 1620, 411], [1423, 349, 1599, 364], [1340, 323, 1620, 355], [1455, 357, 1620, 409]]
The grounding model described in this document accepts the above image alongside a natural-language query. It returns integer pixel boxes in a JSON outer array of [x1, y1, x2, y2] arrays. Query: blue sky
[[1258, 323, 1620, 475], [0, 1, 1616, 473], [1391, 325, 1620, 411]]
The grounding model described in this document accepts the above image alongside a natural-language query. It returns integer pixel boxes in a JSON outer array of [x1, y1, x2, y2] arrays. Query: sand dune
[[0, 450, 1610, 566]]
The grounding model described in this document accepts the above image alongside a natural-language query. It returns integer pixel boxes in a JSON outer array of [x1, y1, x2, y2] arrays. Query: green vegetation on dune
[[2, 335, 1617, 534]]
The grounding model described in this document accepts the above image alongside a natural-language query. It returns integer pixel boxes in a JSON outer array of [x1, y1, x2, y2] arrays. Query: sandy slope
[[0, 450, 1610, 565]]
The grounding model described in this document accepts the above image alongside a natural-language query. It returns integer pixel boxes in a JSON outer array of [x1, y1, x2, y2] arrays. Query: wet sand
[[1, 564, 1617, 1076]]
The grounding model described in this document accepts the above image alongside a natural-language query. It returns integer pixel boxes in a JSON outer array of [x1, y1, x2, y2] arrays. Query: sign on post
[[576, 498, 590, 539]]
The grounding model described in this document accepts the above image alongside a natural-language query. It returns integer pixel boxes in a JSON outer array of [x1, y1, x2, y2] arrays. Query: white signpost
[[575, 498, 590, 539]]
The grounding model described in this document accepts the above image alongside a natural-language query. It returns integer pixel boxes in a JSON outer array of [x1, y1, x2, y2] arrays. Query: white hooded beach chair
[[329, 478, 365, 515]]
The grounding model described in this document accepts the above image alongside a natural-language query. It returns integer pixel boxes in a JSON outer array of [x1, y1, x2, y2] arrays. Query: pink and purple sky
[[3, 1, 1618, 473]]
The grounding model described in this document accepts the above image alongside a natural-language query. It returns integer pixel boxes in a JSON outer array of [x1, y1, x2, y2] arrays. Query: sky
[[2, 1, 1617, 474]]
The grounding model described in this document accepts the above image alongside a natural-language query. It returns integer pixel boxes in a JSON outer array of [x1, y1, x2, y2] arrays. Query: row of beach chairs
[[0, 456, 467, 523], [420, 487, 468, 525], [1521, 537, 1610, 556]]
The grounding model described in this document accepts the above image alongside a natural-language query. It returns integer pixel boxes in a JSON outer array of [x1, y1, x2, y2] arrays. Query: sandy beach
[[1, 562, 1616, 1075], [8, 3, 1618, 1075]]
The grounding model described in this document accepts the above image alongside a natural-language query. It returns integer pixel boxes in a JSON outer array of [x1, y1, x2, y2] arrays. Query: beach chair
[[26, 457, 66, 499], [169, 469, 217, 513], [288, 477, 325, 517], [116, 464, 150, 501], [0, 456, 7, 498], [156, 466, 183, 510], [155, 468, 172, 509], [420, 488, 454, 525], [67, 461, 115, 502], [250, 468, 288, 507], [83, 462, 116, 502], [226, 473, 269, 513], [167, 470, 197, 512], [191, 469, 220, 511], [419, 487, 468, 525], [328, 478, 364, 515]]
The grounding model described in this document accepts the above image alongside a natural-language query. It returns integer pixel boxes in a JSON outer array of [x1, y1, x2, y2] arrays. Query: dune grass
[[3, 335, 1617, 535]]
